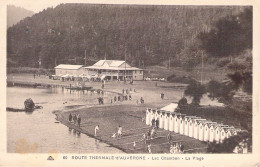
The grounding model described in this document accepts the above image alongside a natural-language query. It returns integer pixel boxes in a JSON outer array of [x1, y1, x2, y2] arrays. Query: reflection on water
[[7, 86, 123, 153]]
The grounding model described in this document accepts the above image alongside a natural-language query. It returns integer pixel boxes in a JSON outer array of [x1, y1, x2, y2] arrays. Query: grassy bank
[[53, 105, 207, 154]]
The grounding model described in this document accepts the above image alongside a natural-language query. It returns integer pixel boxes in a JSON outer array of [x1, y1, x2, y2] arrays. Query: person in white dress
[[95, 125, 99, 137]]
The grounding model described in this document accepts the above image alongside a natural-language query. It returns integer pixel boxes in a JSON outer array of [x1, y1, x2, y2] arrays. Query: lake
[[7, 86, 124, 153]]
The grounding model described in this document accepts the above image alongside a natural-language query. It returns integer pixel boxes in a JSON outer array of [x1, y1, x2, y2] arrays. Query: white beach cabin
[[174, 113, 182, 133], [169, 112, 175, 132], [203, 122, 217, 142], [184, 116, 197, 136], [193, 119, 206, 139], [188, 117, 200, 137], [164, 111, 170, 130], [146, 108, 152, 125], [159, 111, 165, 129], [150, 109, 156, 125], [215, 125, 229, 143], [179, 115, 186, 135]]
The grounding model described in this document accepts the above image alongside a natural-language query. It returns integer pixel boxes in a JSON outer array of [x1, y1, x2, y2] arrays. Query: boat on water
[[24, 98, 35, 110]]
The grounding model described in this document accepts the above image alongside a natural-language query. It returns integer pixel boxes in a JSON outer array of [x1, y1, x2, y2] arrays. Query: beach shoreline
[[7, 73, 209, 153]]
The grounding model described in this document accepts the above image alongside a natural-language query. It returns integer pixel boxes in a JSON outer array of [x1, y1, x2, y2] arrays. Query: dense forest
[[7, 5, 34, 28], [7, 4, 250, 69]]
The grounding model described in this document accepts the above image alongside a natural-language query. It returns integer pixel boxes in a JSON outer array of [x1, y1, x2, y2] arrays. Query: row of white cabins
[[146, 103, 242, 143], [54, 60, 144, 81]]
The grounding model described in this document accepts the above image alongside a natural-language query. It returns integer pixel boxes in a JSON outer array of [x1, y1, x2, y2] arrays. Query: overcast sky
[[8, 0, 62, 13]]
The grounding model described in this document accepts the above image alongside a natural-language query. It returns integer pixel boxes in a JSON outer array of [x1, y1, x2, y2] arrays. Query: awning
[[160, 103, 178, 112]]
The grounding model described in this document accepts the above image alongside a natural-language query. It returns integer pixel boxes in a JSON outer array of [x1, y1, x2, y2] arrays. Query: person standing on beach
[[77, 115, 81, 127], [73, 114, 77, 124], [167, 133, 172, 144], [147, 129, 151, 140], [68, 113, 72, 123], [117, 125, 122, 137], [95, 125, 99, 137], [155, 119, 159, 129], [143, 133, 147, 144], [122, 89, 125, 94], [147, 144, 152, 154], [151, 127, 155, 139], [114, 96, 117, 103]]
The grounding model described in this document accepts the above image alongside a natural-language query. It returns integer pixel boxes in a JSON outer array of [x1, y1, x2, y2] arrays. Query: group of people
[[111, 125, 123, 138], [68, 113, 81, 127], [97, 97, 104, 105], [151, 118, 159, 129], [145, 127, 157, 141], [169, 142, 184, 154], [111, 94, 132, 104]]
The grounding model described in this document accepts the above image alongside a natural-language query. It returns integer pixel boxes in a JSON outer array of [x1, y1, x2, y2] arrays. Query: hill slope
[[7, 4, 246, 69]]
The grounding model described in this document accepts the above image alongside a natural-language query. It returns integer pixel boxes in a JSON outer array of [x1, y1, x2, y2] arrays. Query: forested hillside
[[7, 5, 34, 28], [7, 4, 248, 69]]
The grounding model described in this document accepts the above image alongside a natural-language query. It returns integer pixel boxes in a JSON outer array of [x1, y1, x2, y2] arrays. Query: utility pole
[[169, 57, 171, 70], [55, 57, 57, 66], [200, 51, 204, 85], [124, 48, 126, 84]]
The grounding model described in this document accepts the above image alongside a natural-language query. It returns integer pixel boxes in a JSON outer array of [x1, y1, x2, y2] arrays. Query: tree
[[198, 7, 252, 59], [207, 80, 235, 104], [184, 81, 206, 105], [178, 97, 188, 108], [227, 71, 252, 94]]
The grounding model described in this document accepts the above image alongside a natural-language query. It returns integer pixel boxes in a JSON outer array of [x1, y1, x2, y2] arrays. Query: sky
[[7, 0, 62, 13]]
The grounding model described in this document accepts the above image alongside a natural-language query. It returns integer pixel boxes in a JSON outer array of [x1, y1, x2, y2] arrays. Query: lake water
[[7, 86, 124, 153]]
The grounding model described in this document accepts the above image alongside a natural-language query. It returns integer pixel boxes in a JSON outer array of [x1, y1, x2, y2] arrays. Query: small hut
[[203, 122, 217, 142], [164, 111, 170, 130], [179, 115, 186, 135], [215, 125, 229, 143], [174, 113, 182, 133], [220, 127, 234, 143], [150, 109, 156, 125], [188, 117, 200, 137], [193, 119, 206, 139], [169, 112, 175, 132], [184, 116, 197, 136], [146, 108, 152, 125], [159, 111, 165, 129]]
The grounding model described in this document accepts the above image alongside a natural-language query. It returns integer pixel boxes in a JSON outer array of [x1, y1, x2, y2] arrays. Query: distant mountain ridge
[[7, 5, 34, 28]]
